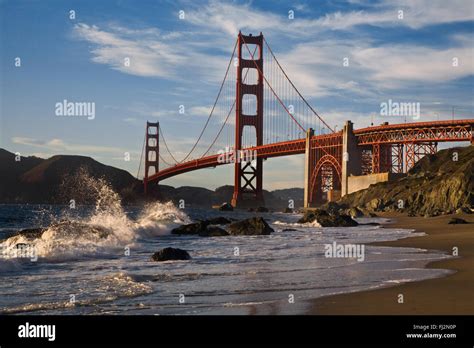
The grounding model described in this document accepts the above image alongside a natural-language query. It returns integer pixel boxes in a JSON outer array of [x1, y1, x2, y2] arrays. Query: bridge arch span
[[309, 154, 342, 205]]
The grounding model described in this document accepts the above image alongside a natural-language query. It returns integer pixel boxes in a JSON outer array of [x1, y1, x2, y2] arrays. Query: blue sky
[[1, 0, 473, 190]]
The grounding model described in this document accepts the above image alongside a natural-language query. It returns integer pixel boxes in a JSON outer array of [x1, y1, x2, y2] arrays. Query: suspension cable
[[241, 35, 305, 132], [241, 34, 337, 162], [199, 45, 258, 158], [176, 37, 238, 163], [159, 126, 179, 163], [263, 37, 334, 133], [136, 132, 146, 179]]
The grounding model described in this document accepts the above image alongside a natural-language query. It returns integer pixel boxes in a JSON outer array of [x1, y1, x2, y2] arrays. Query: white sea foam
[[0, 272, 152, 314], [0, 172, 189, 261]]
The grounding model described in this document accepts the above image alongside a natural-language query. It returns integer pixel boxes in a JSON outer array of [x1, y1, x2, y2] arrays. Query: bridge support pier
[[341, 120, 362, 197]]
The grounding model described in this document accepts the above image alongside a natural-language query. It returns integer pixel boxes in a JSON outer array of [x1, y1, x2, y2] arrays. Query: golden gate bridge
[[138, 32, 474, 208]]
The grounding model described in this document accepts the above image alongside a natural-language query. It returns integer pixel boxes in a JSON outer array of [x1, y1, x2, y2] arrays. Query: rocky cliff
[[339, 146, 473, 216]]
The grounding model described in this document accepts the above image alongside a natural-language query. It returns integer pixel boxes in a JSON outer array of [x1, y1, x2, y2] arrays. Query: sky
[[1, 0, 473, 190]]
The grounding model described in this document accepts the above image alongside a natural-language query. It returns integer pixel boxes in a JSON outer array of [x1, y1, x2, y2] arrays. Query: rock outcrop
[[171, 221, 208, 235], [151, 248, 191, 261], [298, 209, 358, 227], [171, 220, 230, 237], [228, 217, 274, 235], [199, 226, 229, 237], [218, 202, 234, 211], [448, 218, 468, 224], [339, 146, 474, 216]]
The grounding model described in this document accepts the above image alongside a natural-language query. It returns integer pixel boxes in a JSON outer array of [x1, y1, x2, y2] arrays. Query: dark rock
[[228, 217, 274, 236], [207, 217, 232, 225], [282, 228, 298, 232], [298, 209, 327, 223], [298, 209, 358, 227], [171, 218, 233, 236], [283, 207, 293, 213], [219, 202, 233, 211], [151, 247, 191, 261], [10, 221, 111, 241], [347, 207, 364, 218], [13, 227, 46, 240], [199, 226, 229, 237], [325, 202, 344, 215], [247, 208, 255, 212], [171, 221, 208, 235], [366, 198, 384, 211], [318, 214, 358, 227], [256, 207, 269, 212], [358, 222, 380, 226], [448, 218, 468, 224]]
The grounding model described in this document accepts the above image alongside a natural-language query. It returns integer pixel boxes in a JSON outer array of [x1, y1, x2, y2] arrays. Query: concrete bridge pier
[[341, 120, 362, 197]]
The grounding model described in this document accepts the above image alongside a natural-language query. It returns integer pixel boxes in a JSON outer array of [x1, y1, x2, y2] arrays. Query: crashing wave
[[0, 171, 189, 261]]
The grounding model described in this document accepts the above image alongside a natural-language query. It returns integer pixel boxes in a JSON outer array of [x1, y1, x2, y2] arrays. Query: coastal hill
[[0, 149, 303, 207], [0, 149, 140, 204], [339, 146, 474, 216]]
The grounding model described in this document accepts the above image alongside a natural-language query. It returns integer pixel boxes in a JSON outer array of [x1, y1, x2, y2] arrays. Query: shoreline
[[309, 212, 474, 314]]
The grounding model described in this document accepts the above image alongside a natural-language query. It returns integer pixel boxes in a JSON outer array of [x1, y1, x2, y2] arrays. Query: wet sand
[[310, 212, 474, 314]]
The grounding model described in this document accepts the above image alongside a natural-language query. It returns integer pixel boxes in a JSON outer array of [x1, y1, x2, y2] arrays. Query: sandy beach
[[310, 212, 474, 314]]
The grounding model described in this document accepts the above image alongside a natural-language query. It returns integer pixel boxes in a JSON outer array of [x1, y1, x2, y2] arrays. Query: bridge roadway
[[147, 119, 474, 183]]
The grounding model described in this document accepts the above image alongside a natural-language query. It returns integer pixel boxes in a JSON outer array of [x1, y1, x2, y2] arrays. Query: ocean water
[[0, 179, 453, 315]]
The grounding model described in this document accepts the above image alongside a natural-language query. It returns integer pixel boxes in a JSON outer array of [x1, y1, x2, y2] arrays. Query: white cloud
[[271, 33, 473, 99], [73, 23, 229, 81], [353, 43, 474, 86], [74, 23, 186, 78], [187, 0, 474, 37]]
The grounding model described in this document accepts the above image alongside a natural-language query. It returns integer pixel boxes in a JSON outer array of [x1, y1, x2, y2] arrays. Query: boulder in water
[[283, 207, 293, 213], [228, 217, 274, 235], [298, 209, 358, 227], [199, 226, 229, 237], [151, 247, 191, 261], [325, 202, 344, 215], [12, 227, 46, 240], [298, 209, 326, 223], [171, 221, 208, 235], [256, 206, 269, 212], [8, 221, 111, 241], [218, 202, 233, 211], [171, 220, 231, 236]]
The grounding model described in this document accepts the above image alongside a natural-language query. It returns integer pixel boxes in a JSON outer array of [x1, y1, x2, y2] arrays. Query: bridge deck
[[147, 119, 474, 183]]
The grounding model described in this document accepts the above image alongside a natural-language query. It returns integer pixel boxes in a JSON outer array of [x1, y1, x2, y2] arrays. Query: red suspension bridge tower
[[231, 32, 265, 208]]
